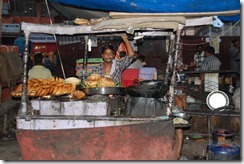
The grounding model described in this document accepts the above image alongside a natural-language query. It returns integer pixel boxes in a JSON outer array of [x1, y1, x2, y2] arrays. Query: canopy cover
[[50, 0, 240, 21]]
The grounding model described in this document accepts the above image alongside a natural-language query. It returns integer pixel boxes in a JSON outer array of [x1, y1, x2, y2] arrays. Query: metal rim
[[206, 91, 229, 111]]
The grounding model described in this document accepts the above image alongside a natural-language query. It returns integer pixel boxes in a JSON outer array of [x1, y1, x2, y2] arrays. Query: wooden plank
[[109, 10, 240, 19]]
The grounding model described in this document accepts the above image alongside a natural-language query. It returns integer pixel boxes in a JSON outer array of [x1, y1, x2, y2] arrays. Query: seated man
[[28, 52, 53, 80]]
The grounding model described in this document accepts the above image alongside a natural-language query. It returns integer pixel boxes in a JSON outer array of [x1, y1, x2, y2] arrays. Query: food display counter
[[15, 16, 214, 160]]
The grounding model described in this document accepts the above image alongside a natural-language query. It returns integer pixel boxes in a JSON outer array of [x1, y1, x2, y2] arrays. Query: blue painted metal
[[50, 0, 240, 21]]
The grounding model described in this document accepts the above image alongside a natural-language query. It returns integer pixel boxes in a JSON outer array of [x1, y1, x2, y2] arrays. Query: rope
[[44, 0, 66, 79]]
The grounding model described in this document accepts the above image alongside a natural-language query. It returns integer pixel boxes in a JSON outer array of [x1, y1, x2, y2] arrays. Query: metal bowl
[[172, 112, 191, 120]]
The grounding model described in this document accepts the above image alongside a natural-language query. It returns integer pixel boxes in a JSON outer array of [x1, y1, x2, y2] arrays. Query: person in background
[[43, 52, 58, 76], [199, 46, 221, 87], [138, 55, 147, 67], [128, 54, 146, 69], [177, 50, 188, 72], [28, 52, 53, 79], [228, 39, 240, 72], [191, 45, 205, 71], [13, 35, 25, 58], [91, 35, 135, 83]]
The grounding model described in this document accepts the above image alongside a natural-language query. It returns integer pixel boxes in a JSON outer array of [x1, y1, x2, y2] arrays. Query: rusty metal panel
[[30, 100, 108, 116], [16, 120, 178, 160]]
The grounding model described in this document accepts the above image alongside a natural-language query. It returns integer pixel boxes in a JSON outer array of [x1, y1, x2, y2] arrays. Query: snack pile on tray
[[64, 77, 81, 86], [11, 77, 85, 99], [85, 74, 116, 87]]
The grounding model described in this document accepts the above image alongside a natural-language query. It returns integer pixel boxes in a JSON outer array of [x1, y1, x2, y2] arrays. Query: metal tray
[[40, 94, 87, 101], [83, 87, 125, 95], [206, 91, 229, 111]]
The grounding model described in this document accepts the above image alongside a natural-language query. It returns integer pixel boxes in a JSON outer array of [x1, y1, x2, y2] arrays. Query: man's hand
[[121, 35, 128, 40], [121, 35, 134, 56]]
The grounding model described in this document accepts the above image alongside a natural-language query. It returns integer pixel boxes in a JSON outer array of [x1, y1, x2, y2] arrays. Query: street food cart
[[15, 15, 215, 160]]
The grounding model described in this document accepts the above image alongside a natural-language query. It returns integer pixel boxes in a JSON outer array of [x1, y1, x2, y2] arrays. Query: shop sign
[[30, 34, 55, 43], [1, 24, 20, 33]]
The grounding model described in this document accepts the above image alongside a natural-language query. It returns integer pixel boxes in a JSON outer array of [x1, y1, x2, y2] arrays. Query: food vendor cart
[[15, 15, 214, 160]]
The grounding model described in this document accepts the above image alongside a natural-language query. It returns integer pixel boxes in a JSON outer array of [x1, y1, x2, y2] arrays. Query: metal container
[[125, 80, 168, 98], [83, 87, 125, 95], [171, 112, 191, 120], [16, 117, 181, 160], [207, 129, 240, 160]]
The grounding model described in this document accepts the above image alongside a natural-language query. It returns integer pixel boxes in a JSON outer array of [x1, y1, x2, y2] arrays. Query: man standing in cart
[[92, 35, 135, 83]]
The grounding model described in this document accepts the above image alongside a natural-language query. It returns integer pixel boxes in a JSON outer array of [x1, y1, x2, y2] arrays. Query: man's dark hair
[[196, 45, 203, 49], [119, 51, 126, 58], [34, 52, 44, 65], [205, 46, 215, 54], [101, 44, 115, 54], [138, 55, 145, 62]]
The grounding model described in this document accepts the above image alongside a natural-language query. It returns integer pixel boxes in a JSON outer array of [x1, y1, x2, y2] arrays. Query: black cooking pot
[[125, 80, 168, 98]]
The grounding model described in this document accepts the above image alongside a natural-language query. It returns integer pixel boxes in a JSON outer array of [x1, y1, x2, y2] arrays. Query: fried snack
[[85, 80, 98, 88], [71, 90, 86, 99], [55, 86, 64, 95], [32, 81, 40, 87], [12, 77, 74, 97], [70, 84, 76, 93], [49, 81, 58, 86], [30, 78, 39, 83], [74, 18, 90, 25], [15, 84, 22, 92], [85, 74, 102, 87], [57, 77, 65, 83], [28, 91, 37, 97], [11, 91, 22, 97], [87, 74, 101, 81], [98, 77, 115, 87], [27, 80, 33, 86]]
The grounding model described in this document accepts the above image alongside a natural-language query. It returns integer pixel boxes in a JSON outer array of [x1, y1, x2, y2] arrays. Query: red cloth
[[121, 68, 140, 87], [117, 42, 128, 54]]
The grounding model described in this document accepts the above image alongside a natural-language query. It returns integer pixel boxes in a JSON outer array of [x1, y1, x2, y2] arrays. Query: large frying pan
[[125, 80, 169, 98]]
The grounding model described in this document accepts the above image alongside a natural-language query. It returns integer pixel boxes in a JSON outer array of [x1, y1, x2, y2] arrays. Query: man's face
[[102, 49, 115, 63]]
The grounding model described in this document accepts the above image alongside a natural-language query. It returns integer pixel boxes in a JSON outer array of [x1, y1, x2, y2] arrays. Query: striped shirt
[[194, 51, 205, 71], [92, 56, 133, 83], [200, 55, 221, 71]]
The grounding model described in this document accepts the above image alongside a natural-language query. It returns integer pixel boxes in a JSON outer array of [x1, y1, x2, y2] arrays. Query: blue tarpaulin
[[50, 0, 240, 21]]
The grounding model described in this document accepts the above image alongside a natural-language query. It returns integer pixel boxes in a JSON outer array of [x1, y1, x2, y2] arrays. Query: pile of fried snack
[[85, 74, 116, 87], [11, 77, 85, 99]]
